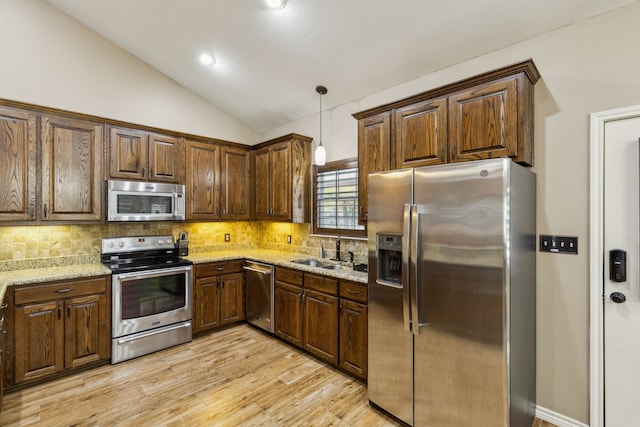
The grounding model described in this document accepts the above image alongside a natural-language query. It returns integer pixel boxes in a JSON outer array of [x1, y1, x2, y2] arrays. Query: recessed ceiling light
[[199, 53, 216, 66], [265, 0, 287, 9]]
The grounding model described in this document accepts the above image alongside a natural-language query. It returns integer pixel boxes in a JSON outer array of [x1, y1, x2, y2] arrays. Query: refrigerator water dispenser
[[377, 234, 402, 286]]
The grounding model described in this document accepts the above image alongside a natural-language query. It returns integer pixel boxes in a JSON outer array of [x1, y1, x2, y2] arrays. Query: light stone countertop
[[185, 249, 368, 284], [0, 263, 112, 302], [0, 249, 368, 303]]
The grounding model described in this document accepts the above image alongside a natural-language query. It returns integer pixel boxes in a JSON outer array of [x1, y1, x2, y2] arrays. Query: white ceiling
[[45, 0, 635, 134]]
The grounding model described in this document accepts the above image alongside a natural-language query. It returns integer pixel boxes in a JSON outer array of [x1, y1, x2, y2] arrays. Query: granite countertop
[[0, 263, 112, 302], [185, 249, 368, 284], [0, 249, 368, 303]]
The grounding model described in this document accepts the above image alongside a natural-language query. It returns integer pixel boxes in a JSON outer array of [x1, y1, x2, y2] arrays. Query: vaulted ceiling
[[46, 0, 636, 133]]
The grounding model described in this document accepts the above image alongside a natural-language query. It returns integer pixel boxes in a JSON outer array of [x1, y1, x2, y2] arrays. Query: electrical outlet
[[539, 235, 578, 254], [224, 233, 230, 242], [287, 235, 292, 244]]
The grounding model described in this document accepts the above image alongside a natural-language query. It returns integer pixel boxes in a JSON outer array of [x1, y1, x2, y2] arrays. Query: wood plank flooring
[[0, 324, 557, 427]]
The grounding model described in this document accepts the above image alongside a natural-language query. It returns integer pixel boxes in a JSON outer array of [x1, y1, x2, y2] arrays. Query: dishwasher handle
[[243, 265, 272, 275]]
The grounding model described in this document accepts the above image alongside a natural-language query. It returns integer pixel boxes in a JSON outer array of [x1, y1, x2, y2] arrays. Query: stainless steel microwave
[[107, 180, 186, 221]]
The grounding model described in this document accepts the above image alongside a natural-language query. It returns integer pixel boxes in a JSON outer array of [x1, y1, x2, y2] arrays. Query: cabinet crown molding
[[352, 59, 540, 120]]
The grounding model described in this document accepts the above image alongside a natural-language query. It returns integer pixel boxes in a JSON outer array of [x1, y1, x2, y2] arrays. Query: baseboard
[[536, 405, 589, 427]]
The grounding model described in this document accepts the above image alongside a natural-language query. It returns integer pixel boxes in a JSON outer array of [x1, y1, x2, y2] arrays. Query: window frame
[[312, 157, 366, 237]]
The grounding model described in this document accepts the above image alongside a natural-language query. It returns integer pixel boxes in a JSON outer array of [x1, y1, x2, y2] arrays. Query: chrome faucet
[[334, 236, 341, 261], [320, 243, 325, 258]]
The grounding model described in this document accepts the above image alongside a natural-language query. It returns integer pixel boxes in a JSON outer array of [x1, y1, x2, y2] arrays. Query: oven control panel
[[102, 235, 175, 254]]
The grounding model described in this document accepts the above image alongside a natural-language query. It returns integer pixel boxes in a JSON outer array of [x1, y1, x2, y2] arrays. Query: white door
[[603, 116, 640, 426]]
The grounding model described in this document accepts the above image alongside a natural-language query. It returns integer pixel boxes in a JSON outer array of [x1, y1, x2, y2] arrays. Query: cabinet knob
[[451, 144, 456, 161]]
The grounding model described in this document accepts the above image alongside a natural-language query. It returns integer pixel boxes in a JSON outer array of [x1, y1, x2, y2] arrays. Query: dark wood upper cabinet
[[148, 133, 183, 182], [357, 112, 391, 222], [221, 145, 251, 220], [395, 97, 447, 168], [253, 134, 312, 223], [185, 140, 250, 221], [354, 59, 540, 222], [185, 139, 221, 219], [108, 126, 148, 181], [40, 115, 103, 222], [0, 107, 37, 221], [449, 76, 528, 163], [108, 126, 183, 183]]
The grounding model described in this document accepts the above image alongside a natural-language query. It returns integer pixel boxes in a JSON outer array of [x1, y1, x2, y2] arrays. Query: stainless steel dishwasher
[[243, 261, 274, 333]]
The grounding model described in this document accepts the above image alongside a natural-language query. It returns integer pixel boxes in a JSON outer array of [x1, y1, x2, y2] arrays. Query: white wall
[[0, 0, 259, 144], [261, 4, 640, 423]]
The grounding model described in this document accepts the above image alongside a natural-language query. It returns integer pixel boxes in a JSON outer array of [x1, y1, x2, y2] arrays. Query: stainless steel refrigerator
[[367, 158, 536, 427]]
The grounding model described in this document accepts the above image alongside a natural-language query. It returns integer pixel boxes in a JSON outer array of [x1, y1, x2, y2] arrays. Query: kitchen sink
[[292, 259, 332, 268], [292, 259, 343, 270]]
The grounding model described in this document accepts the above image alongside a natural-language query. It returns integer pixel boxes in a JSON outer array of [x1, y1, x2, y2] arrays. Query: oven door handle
[[113, 265, 192, 281], [116, 322, 191, 345]]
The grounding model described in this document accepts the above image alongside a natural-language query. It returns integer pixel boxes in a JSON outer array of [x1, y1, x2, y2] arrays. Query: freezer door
[[413, 159, 509, 426], [367, 168, 414, 426]]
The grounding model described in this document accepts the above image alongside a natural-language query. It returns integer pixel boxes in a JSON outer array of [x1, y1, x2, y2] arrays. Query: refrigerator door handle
[[410, 203, 421, 335], [402, 203, 413, 333]]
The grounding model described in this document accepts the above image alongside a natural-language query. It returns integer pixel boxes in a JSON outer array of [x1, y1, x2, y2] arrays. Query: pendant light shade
[[314, 144, 326, 166], [315, 85, 327, 166]]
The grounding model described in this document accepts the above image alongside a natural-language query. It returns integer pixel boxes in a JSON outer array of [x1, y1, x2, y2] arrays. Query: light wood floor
[[0, 324, 557, 427]]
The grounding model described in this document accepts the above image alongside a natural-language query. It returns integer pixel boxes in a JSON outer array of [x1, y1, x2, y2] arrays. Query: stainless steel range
[[101, 235, 193, 364]]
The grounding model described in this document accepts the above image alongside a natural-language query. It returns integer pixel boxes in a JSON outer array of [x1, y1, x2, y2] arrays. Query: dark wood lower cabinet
[[193, 261, 244, 334], [8, 276, 110, 387], [339, 299, 367, 379], [303, 289, 339, 365], [274, 281, 304, 347], [338, 279, 368, 380], [274, 268, 366, 379], [0, 300, 7, 412]]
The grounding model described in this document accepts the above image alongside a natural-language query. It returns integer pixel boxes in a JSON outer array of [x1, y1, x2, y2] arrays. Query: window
[[313, 158, 365, 236]]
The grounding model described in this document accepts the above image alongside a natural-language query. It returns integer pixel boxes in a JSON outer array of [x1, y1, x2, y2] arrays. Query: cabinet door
[[358, 112, 391, 222], [270, 142, 291, 220], [275, 282, 303, 347], [221, 146, 251, 220], [65, 293, 109, 369], [0, 107, 37, 221], [14, 301, 64, 383], [149, 133, 183, 183], [339, 299, 368, 379], [304, 289, 339, 365], [108, 126, 148, 181], [395, 98, 447, 169], [449, 77, 517, 163], [254, 147, 271, 219], [40, 115, 103, 221], [194, 277, 220, 333], [220, 272, 244, 325], [186, 140, 220, 219]]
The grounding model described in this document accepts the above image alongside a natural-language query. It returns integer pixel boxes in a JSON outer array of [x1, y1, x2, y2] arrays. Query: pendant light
[[315, 85, 327, 166]]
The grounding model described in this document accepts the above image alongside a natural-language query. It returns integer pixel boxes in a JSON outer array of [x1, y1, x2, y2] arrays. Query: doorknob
[[610, 292, 627, 304]]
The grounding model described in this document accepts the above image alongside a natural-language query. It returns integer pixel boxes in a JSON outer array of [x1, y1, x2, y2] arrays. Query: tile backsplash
[[0, 222, 367, 270]]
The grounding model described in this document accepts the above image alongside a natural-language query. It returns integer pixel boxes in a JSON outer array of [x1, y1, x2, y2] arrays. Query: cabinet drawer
[[305, 273, 338, 296], [339, 280, 367, 303], [276, 267, 303, 286], [14, 277, 108, 305], [196, 260, 243, 278]]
